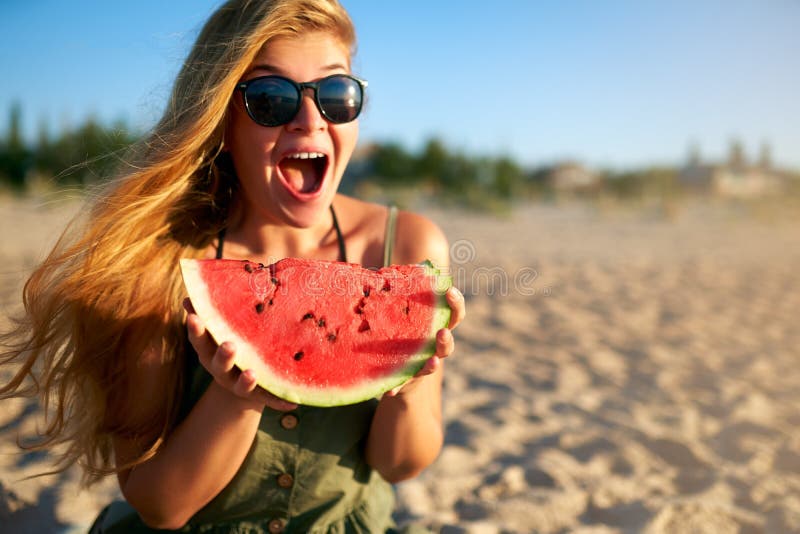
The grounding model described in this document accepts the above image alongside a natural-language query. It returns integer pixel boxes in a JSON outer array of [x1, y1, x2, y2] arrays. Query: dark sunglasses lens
[[245, 78, 299, 126], [318, 76, 363, 123]]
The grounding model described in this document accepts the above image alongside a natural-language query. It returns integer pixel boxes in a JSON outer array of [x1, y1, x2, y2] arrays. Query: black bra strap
[[214, 207, 347, 262], [330, 205, 348, 263], [215, 227, 226, 259]]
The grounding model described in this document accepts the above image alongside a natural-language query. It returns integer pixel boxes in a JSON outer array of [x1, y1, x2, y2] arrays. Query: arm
[[113, 308, 296, 530], [365, 212, 465, 483]]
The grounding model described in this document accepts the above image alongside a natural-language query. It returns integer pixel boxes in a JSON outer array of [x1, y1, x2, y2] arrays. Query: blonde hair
[[0, 0, 356, 485]]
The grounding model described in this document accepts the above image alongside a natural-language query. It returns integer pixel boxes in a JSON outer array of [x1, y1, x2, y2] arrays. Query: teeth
[[286, 152, 325, 160]]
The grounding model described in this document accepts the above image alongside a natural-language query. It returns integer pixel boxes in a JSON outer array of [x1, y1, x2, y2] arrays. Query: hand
[[184, 298, 298, 412], [385, 286, 466, 396]]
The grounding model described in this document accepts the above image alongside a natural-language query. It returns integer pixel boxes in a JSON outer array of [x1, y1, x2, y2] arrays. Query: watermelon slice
[[180, 258, 452, 407]]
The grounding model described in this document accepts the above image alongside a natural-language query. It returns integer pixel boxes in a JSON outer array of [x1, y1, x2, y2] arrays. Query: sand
[[2, 193, 800, 533]]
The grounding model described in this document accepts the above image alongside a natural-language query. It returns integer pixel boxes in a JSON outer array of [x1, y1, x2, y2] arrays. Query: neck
[[225, 204, 339, 263]]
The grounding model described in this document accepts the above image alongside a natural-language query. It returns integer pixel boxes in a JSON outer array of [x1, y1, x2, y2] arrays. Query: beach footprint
[[644, 437, 716, 494]]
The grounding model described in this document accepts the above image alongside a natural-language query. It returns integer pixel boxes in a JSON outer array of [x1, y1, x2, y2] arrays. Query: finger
[[435, 328, 454, 359], [387, 386, 402, 396], [446, 287, 465, 329], [262, 391, 298, 412], [186, 313, 217, 360], [417, 355, 441, 376], [232, 368, 259, 397], [210, 341, 237, 376]]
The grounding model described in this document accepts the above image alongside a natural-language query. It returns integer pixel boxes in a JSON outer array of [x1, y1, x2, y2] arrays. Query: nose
[[287, 89, 326, 132]]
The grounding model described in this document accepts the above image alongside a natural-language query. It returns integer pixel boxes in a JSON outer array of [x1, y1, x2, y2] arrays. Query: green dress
[[91, 206, 407, 533], [92, 357, 397, 533]]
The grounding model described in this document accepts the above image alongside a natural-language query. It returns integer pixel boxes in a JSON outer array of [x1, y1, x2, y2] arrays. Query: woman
[[1, 0, 464, 532]]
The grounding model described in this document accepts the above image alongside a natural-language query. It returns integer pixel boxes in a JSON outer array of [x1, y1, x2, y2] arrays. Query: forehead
[[252, 31, 351, 72]]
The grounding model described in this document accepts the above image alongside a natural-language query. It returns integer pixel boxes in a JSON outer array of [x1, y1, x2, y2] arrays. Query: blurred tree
[[46, 116, 137, 185], [493, 156, 523, 198], [0, 102, 32, 188], [371, 142, 417, 185], [0, 103, 139, 189], [417, 138, 449, 185]]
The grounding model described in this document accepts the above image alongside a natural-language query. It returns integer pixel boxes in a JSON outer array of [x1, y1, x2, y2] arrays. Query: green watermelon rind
[[180, 259, 452, 407]]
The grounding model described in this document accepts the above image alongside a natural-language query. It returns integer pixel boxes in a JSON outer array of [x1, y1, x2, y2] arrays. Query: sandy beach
[[2, 193, 800, 533]]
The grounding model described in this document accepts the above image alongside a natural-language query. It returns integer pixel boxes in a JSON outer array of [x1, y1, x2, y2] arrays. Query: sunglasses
[[235, 73, 368, 127]]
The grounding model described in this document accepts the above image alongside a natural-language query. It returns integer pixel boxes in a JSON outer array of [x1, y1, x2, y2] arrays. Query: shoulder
[[333, 195, 449, 268], [394, 210, 449, 269]]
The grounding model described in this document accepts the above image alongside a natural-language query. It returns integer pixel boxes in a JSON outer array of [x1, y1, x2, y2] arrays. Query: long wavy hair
[[0, 0, 356, 485]]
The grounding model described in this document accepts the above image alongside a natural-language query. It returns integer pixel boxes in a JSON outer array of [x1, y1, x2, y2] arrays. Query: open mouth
[[278, 152, 329, 197]]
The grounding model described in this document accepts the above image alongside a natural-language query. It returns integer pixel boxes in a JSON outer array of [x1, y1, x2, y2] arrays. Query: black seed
[[255, 302, 265, 313], [327, 333, 337, 342], [268, 298, 274, 306], [258, 263, 265, 269], [244, 263, 253, 273], [358, 319, 371, 333], [271, 277, 280, 286], [382, 280, 391, 292], [354, 297, 366, 314], [363, 286, 371, 297], [317, 318, 326, 328], [293, 351, 304, 361], [403, 305, 410, 315], [302, 312, 314, 321]]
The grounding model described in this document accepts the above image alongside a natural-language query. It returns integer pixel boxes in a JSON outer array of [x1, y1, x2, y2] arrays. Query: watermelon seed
[[327, 333, 337, 342], [293, 351, 304, 361], [317, 318, 326, 327], [271, 277, 280, 286], [403, 305, 410, 315], [244, 263, 253, 273], [354, 298, 367, 314], [363, 286, 371, 297], [302, 312, 315, 321], [268, 298, 274, 306], [258, 263, 265, 269], [255, 302, 265, 313], [382, 280, 391, 292], [358, 319, 371, 333]]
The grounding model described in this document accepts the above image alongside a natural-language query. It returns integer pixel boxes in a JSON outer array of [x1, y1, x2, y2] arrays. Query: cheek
[[226, 112, 279, 174], [333, 123, 359, 165]]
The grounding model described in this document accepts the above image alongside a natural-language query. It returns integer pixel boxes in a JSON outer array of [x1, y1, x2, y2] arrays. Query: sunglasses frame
[[235, 73, 368, 127]]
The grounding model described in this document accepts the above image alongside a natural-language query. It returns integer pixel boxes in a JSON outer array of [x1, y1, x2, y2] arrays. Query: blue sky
[[1, 1, 798, 170]]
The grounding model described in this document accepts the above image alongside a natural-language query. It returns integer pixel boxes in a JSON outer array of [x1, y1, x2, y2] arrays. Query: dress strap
[[382, 205, 398, 267], [215, 227, 226, 259], [330, 205, 348, 263]]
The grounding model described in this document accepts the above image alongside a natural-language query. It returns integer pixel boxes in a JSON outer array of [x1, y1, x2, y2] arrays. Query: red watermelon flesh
[[180, 258, 452, 406]]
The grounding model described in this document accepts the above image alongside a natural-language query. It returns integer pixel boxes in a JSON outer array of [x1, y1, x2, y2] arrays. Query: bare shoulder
[[394, 210, 450, 268], [333, 195, 449, 268]]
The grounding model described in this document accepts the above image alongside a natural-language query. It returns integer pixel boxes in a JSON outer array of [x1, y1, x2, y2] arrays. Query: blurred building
[[679, 141, 786, 197], [546, 161, 600, 192]]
